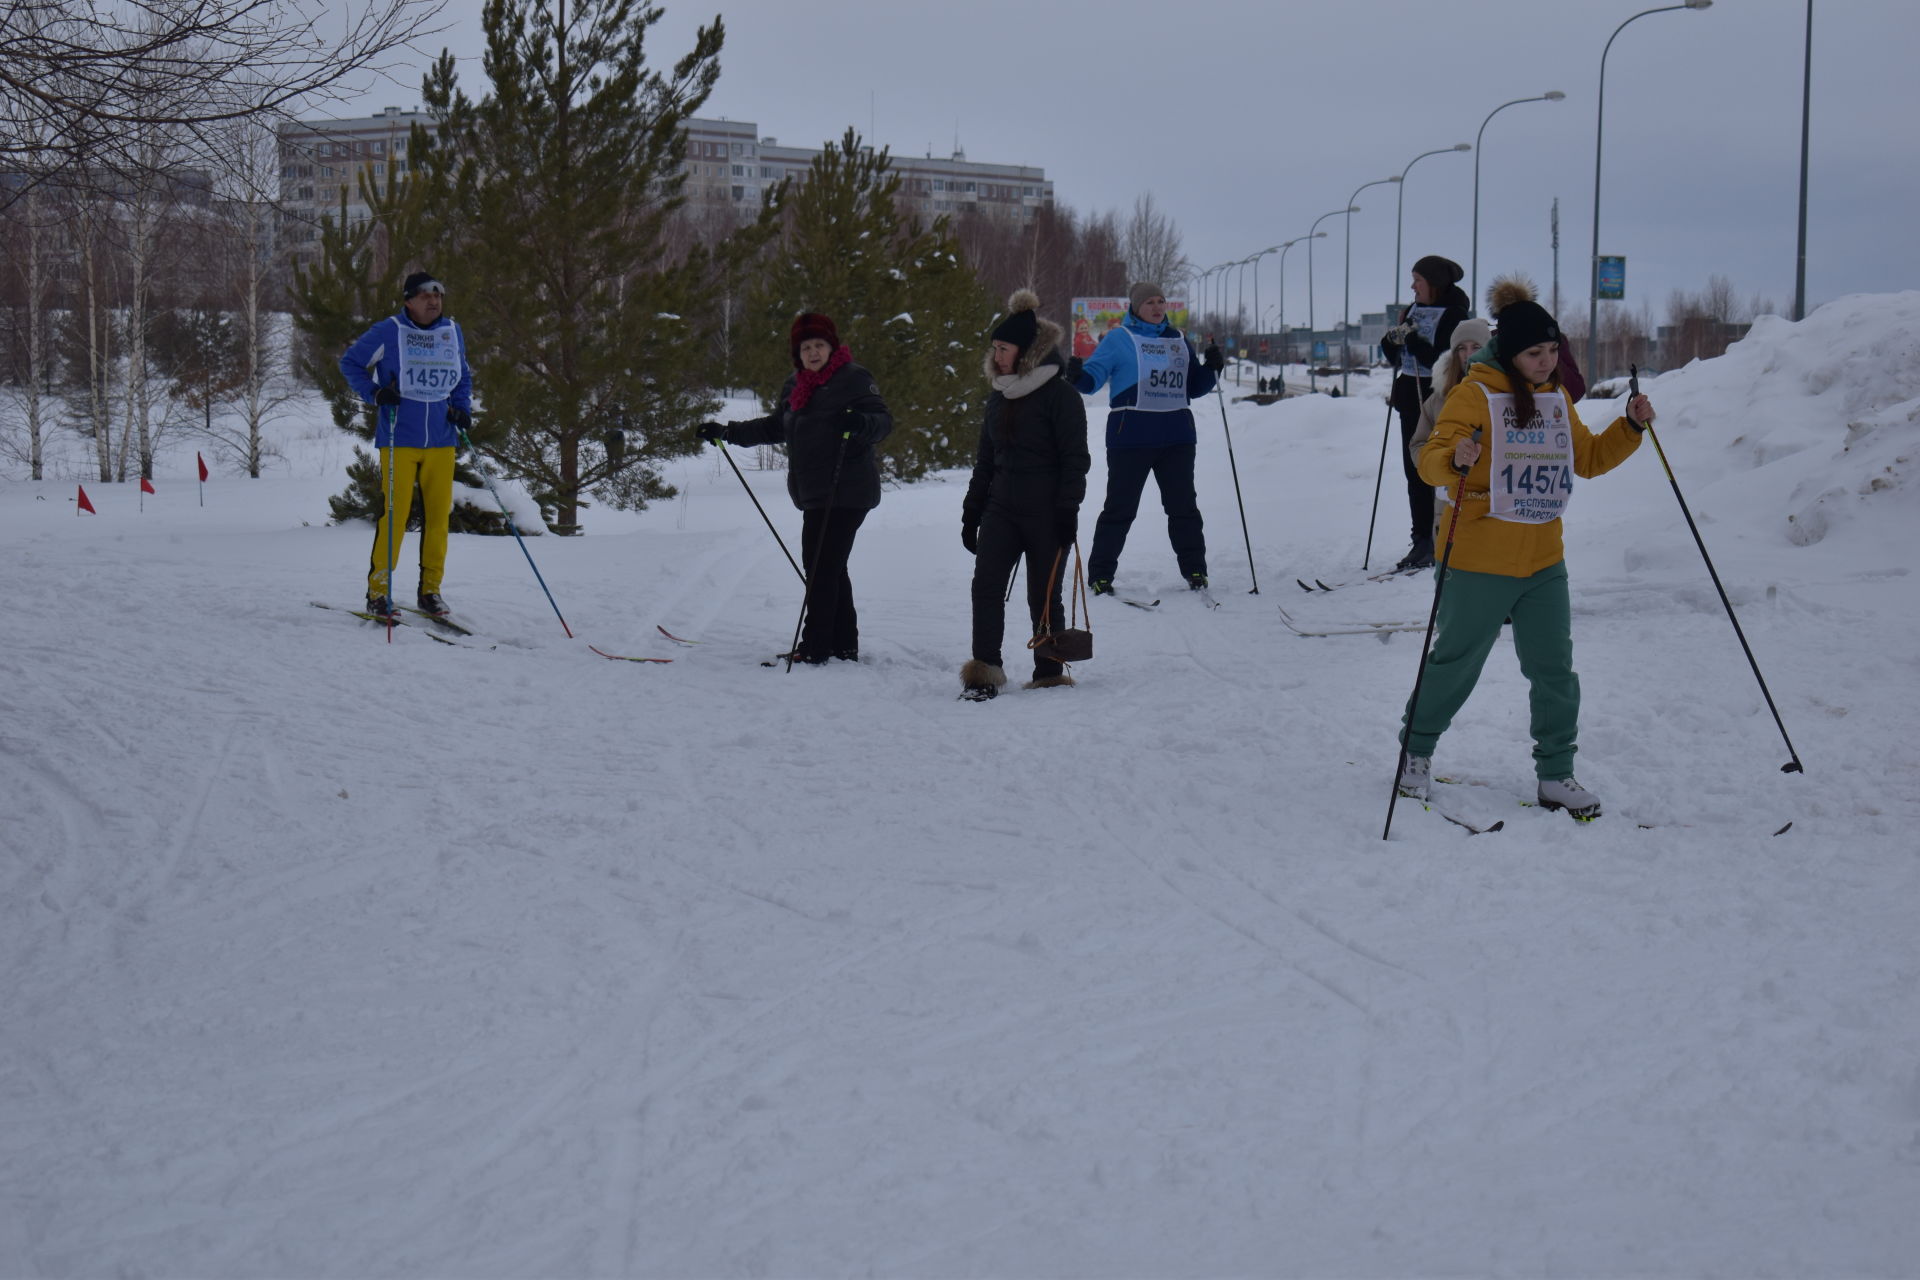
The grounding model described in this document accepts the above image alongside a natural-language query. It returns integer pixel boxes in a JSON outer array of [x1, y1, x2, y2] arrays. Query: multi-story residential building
[[277, 109, 1052, 263]]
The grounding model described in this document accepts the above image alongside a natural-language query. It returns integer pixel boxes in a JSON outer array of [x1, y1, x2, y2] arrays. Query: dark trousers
[[1088, 443, 1206, 584], [798, 506, 867, 659], [970, 511, 1069, 680], [1392, 374, 1436, 547]]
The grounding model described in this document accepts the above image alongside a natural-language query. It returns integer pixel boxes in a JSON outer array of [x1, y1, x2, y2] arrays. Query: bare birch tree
[[1122, 191, 1190, 287]]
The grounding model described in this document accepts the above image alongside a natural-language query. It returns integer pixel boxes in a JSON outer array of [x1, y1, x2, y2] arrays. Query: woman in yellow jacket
[[1396, 294, 1655, 820]]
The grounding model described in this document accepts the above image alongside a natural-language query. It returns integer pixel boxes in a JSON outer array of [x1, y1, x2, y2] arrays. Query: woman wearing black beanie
[[1395, 282, 1656, 820], [957, 289, 1090, 701], [1381, 254, 1472, 570]]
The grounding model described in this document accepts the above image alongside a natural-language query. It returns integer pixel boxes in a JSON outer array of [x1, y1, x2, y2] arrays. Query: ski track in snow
[[5, 296, 1920, 1276]]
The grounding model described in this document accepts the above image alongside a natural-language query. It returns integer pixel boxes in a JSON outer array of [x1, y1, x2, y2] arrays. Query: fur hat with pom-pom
[[983, 288, 1064, 382], [1486, 274, 1561, 360], [991, 288, 1041, 354]]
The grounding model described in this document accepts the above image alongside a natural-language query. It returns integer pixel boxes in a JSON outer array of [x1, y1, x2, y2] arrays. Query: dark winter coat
[[963, 337, 1090, 527], [724, 360, 894, 511], [1381, 283, 1471, 375]]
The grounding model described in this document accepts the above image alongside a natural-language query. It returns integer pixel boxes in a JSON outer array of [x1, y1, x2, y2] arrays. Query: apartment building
[[277, 109, 1052, 263]]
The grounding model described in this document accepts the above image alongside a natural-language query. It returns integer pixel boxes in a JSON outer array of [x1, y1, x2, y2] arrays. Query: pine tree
[[415, 0, 727, 533], [739, 129, 993, 482]]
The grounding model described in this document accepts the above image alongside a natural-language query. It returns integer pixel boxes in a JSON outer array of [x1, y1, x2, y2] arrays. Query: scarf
[[991, 361, 1061, 401], [789, 345, 853, 411]]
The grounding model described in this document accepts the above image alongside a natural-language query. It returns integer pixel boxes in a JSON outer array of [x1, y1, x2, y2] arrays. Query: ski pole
[[713, 439, 805, 584], [785, 432, 851, 673], [1004, 555, 1020, 604], [1384, 429, 1480, 840], [383, 406, 396, 644], [1214, 386, 1259, 593], [457, 427, 574, 638], [1631, 364, 1803, 774], [1361, 391, 1397, 571]]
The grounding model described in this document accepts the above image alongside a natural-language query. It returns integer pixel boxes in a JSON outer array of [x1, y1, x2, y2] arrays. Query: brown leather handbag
[[1029, 543, 1093, 664]]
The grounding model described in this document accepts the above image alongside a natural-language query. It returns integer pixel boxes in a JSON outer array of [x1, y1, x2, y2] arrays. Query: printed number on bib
[[1482, 386, 1575, 524], [397, 323, 462, 404], [1126, 330, 1189, 414]]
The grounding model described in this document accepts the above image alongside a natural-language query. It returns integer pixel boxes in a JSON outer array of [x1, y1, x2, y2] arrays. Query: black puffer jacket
[[962, 348, 1090, 525], [724, 360, 894, 510]]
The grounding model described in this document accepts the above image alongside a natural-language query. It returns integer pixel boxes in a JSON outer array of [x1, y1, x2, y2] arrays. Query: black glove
[[1064, 355, 1084, 385], [1054, 509, 1077, 548], [696, 422, 727, 445], [961, 521, 979, 555], [842, 408, 883, 445], [1202, 343, 1226, 373], [444, 405, 471, 431], [374, 385, 403, 408]]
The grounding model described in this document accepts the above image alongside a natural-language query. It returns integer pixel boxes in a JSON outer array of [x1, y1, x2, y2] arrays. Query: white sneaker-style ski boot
[[1537, 777, 1602, 821], [1396, 754, 1432, 801]]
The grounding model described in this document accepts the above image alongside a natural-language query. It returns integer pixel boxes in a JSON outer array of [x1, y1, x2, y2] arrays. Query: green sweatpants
[[1401, 561, 1580, 779]]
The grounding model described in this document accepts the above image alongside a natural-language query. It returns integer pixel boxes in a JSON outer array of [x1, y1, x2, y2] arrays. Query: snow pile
[[4, 297, 1918, 1277], [1628, 291, 1920, 549]]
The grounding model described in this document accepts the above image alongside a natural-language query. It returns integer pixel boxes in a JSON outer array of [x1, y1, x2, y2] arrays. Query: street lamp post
[[1589, 1, 1712, 378], [1344, 176, 1400, 395], [1471, 92, 1563, 311], [1275, 233, 1322, 373], [1307, 207, 1354, 393], [1246, 245, 1281, 384], [1395, 142, 1473, 315]]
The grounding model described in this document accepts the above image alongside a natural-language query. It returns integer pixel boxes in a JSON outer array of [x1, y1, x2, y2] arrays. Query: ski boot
[[365, 593, 401, 622], [1396, 754, 1432, 801], [1537, 777, 1602, 821], [416, 591, 450, 618]]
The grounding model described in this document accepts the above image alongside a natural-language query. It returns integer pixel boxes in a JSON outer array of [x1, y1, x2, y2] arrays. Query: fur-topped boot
[[1022, 672, 1076, 691], [959, 659, 1007, 702]]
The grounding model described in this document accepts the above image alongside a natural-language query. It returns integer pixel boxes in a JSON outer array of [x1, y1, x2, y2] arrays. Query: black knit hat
[[1494, 299, 1563, 360], [402, 271, 444, 299], [990, 289, 1041, 353], [1411, 255, 1463, 289]]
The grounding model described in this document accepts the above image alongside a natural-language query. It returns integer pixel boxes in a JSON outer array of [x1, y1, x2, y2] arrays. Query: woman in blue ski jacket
[[1069, 281, 1224, 594]]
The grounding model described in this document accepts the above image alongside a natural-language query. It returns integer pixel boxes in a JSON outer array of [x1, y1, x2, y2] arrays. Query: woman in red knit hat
[[698, 313, 893, 663]]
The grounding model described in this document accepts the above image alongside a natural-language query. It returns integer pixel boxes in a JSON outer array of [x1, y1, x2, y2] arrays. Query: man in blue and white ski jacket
[[1069, 281, 1223, 593], [337, 270, 474, 618]]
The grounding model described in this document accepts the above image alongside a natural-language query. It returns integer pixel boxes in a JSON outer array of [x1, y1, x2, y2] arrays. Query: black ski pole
[[784, 432, 851, 673], [1385, 430, 1479, 840], [712, 439, 805, 584], [1361, 390, 1397, 571], [1631, 364, 1803, 773], [457, 427, 574, 637], [1004, 555, 1020, 604], [1214, 386, 1260, 593]]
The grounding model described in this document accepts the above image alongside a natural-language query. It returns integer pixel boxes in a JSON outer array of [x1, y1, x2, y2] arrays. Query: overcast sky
[[325, 0, 1917, 330]]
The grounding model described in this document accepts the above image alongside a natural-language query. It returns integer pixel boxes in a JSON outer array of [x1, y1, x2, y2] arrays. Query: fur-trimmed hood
[[982, 288, 1064, 383]]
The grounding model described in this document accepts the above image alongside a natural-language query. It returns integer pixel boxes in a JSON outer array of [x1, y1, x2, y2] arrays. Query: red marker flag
[[77, 484, 96, 515], [197, 452, 209, 482], [140, 477, 155, 494]]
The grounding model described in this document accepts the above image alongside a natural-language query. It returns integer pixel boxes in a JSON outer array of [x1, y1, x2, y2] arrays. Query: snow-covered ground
[[4, 295, 1918, 1277]]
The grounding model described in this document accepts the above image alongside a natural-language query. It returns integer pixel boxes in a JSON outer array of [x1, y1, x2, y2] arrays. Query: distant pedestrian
[[697, 312, 893, 664], [1068, 281, 1223, 596], [338, 270, 473, 621], [958, 290, 1090, 701], [1379, 254, 1470, 570]]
